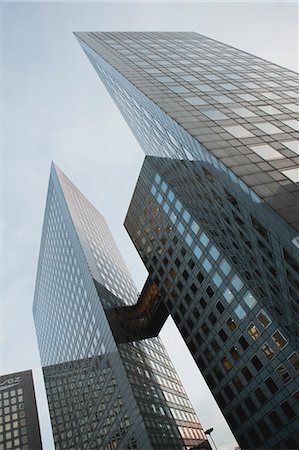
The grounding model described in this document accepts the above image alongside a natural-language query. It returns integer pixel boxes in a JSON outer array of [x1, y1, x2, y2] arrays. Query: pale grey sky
[[2, 2, 298, 450]]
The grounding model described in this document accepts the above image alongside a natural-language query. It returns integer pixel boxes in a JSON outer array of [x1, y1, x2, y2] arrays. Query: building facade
[[0, 370, 42, 450], [75, 32, 299, 449], [33, 163, 209, 450]]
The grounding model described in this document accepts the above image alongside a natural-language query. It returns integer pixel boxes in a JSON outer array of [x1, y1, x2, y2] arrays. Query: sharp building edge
[[33, 163, 210, 449], [74, 32, 299, 449]]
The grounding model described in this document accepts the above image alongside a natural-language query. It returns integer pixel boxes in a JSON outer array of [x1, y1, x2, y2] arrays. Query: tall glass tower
[[75, 32, 299, 449], [33, 163, 209, 450]]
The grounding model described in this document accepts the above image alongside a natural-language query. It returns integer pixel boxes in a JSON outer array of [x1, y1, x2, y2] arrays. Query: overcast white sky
[[1, 2, 298, 450]]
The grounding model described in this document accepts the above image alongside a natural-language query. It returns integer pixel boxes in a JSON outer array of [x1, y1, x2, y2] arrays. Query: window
[[202, 110, 228, 120], [288, 353, 299, 371], [272, 330, 288, 348], [169, 85, 190, 94], [261, 342, 275, 359], [251, 355, 263, 371], [242, 366, 253, 382], [250, 144, 283, 160], [258, 420, 271, 439], [220, 259, 231, 275], [224, 125, 253, 138], [227, 317, 237, 331], [222, 357, 232, 371], [282, 140, 299, 155], [223, 288, 234, 303], [255, 387, 267, 404], [265, 377, 278, 394], [248, 323, 260, 340], [231, 106, 256, 118], [216, 301, 224, 313], [212, 273, 222, 287], [184, 96, 207, 106], [243, 291, 257, 309], [219, 328, 228, 343], [254, 122, 283, 134], [245, 396, 257, 414], [193, 246, 202, 259], [209, 246, 220, 260], [281, 401, 295, 419], [276, 365, 291, 383], [183, 210, 191, 223], [191, 220, 200, 234], [238, 335, 249, 350], [257, 309, 271, 327], [229, 347, 240, 361], [200, 232, 209, 246], [234, 305, 246, 320], [202, 258, 212, 273], [232, 376, 243, 391], [282, 167, 299, 183]]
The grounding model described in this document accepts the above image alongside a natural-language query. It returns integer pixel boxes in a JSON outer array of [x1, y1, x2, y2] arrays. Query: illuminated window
[[272, 330, 288, 348], [276, 365, 291, 383], [257, 310, 271, 328], [248, 324, 260, 340], [261, 343, 275, 359], [227, 318, 237, 331]]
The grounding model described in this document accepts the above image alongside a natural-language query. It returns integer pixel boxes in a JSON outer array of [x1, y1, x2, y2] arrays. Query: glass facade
[[75, 32, 299, 449], [0, 370, 42, 450], [33, 164, 208, 449]]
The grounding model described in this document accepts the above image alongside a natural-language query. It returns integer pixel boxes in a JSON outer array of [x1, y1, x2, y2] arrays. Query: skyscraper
[[0, 370, 43, 450], [33, 163, 209, 450], [75, 32, 299, 449]]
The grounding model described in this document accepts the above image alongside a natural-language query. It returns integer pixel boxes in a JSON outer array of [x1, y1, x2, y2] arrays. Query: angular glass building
[[0, 370, 42, 450], [33, 163, 209, 450], [75, 32, 299, 449]]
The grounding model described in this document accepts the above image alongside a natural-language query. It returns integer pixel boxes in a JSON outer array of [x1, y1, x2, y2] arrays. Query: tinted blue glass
[[151, 185, 157, 195], [155, 174, 161, 184], [193, 246, 202, 259], [220, 259, 231, 275], [223, 288, 234, 303], [212, 273, 223, 287], [163, 203, 170, 213], [243, 291, 257, 309], [161, 181, 167, 192], [175, 200, 182, 212], [200, 232, 209, 247], [170, 212, 177, 224], [203, 258, 212, 273], [185, 233, 193, 246], [191, 220, 200, 234], [183, 210, 191, 223], [235, 305, 247, 320], [168, 190, 175, 202], [231, 275, 244, 292], [178, 222, 185, 235], [157, 193, 163, 204], [209, 246, 220, 261]]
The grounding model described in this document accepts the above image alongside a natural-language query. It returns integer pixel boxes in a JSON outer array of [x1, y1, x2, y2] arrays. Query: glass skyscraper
[[33, 163, 209, 450], [0, 370, 42, 450], [75, 32, 299, 449]]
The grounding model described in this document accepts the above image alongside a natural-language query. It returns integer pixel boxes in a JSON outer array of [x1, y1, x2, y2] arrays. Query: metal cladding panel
[[76, 31, 299, 233]]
